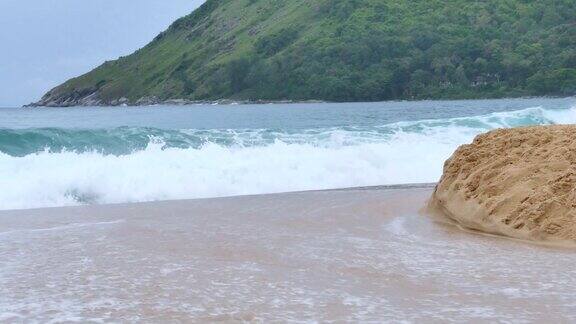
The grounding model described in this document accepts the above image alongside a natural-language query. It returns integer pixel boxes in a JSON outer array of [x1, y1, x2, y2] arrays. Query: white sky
[[0, 0, 205, 107]]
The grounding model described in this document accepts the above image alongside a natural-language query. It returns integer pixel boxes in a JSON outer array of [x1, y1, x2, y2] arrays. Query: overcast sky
[[0, 0, 205, 107]]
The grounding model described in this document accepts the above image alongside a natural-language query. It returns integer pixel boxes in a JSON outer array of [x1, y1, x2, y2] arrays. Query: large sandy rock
[[430, 125, 576, 243]]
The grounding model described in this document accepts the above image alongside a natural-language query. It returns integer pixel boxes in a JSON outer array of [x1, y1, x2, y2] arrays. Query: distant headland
[[30, 0, 576, 107]]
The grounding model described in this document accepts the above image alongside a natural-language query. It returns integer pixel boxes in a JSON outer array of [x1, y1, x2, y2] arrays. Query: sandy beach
[[1, 184, 576, 322]]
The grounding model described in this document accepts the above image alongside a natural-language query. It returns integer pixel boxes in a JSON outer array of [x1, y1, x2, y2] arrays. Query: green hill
[[34, 0, 576, 106]]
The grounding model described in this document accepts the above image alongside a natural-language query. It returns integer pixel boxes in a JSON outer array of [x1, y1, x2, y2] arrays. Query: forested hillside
[[35, 0, 576, 106]]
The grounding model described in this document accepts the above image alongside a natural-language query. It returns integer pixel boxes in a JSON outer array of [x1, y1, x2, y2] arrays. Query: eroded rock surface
[[430, 125, 576, 243]]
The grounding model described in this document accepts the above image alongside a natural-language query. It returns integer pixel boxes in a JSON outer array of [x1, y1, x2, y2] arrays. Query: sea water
[[0, 97, 574, 210]]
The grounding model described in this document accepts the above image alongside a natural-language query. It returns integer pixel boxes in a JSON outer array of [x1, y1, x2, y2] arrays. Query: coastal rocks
[[109, 97, 129, 106], [27, 95, 324, 107], [135, 96, 160, 106], [28, 87, 104, 107], [429, 125, 576, 243]]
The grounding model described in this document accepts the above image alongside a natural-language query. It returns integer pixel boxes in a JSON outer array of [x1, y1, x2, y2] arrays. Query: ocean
[[0, 97, 574, 210]]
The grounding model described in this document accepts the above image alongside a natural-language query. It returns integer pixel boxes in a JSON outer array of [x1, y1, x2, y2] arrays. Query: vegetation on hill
[[36, 0, 576, 106]]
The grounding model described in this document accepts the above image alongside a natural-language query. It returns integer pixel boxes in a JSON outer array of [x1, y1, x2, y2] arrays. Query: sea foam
[[0, 106, 574, 210]]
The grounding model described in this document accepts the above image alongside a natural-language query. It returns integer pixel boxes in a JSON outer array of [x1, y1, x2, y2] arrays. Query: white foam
[[1, 105, 575, 210], [0, 220, 125, 238], [0, 134, 457, 210]]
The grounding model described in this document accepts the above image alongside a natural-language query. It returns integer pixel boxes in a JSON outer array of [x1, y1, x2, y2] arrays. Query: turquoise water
[[0, 97, 574, 210]]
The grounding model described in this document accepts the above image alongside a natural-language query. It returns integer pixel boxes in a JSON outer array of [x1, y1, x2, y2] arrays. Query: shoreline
[[1, 180, 573, 250], [23, 98, 328, 108], [23, 95, 574, 109], [0, 183, 437, 213]]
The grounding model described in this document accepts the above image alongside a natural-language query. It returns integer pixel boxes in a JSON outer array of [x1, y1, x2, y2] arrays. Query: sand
[[3, 185, 576, 322], [430, 125, 576, 243]]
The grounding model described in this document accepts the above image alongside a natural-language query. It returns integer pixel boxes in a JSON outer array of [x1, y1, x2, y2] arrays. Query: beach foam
[[1, 105, 575, 210]]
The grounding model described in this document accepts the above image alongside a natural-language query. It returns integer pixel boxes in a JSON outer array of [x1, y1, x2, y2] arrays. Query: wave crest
[[0, 105, 574, 210]]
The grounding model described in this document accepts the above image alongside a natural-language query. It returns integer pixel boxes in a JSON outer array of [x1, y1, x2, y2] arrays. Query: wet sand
[[1, 185, 576, 322]]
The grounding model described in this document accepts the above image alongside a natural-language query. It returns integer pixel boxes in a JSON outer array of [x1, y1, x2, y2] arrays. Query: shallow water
[[1, 186, 575, 322], [0, 97, 575, 210]]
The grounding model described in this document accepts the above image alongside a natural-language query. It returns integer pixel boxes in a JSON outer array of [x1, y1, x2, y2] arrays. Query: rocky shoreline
[[25, 92, 325, 108], [26, 85, 566, 108]]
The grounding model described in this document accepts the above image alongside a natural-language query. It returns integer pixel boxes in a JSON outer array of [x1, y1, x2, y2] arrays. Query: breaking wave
[[1, 105, 574, 210]]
